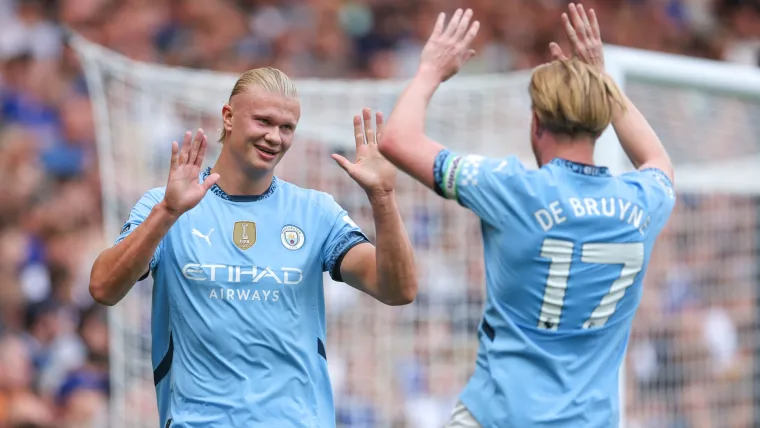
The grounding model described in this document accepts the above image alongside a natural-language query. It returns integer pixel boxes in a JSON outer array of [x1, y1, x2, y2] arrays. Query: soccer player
[[88, 68, 418, 427], [379, 4, 675, 428]]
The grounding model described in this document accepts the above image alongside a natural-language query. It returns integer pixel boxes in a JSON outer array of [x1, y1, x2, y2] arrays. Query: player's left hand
[[549, 3, 605, 73], [332, 108, 396, 198]]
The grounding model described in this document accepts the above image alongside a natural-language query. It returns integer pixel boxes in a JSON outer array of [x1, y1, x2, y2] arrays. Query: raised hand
[[418, 8, 480, 83], [332, 108, 396, 198], [550, 3, 605, 72], [163, 129, 220, 215]]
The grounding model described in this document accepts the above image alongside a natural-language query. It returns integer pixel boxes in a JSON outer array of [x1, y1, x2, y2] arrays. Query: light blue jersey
[[117, 168, 368, 428], [433, 151, 675, 428]]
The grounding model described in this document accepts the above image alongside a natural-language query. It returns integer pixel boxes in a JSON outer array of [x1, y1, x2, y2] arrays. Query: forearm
[[386, 70, 439, 137], [611, 90, 674, 180], [379, 70, 445, 190], [89, 202, 179, 305], [369, 191, 418, 305]]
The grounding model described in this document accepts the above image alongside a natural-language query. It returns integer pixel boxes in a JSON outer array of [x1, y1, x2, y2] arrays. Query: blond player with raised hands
[[89, 67, 417, 428], [380, 4, 674, 427]]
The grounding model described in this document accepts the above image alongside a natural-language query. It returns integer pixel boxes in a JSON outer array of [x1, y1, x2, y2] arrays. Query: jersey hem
[[459, 379, 494, 428]]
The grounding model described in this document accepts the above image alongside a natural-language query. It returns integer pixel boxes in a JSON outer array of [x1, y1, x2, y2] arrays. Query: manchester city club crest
[[281, 225, 305, 250], [233, 221, 256, 250]]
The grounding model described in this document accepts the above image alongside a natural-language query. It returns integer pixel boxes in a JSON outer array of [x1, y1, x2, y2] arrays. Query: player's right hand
[[417, 8, 480, 83], [163, 129, 220, 216], [550, 3, 605, 73]]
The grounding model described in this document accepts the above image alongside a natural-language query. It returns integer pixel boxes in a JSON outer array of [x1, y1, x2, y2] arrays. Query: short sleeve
[[116, 188, 165, 280], [320, 196, 370, 282], [433, 148, 527, 226], [621, 168, 676, 234]]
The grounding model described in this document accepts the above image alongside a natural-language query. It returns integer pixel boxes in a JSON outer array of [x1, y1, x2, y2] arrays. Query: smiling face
[[221, 87, 301, 175]]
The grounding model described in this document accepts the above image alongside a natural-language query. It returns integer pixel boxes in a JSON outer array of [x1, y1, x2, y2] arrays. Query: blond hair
[[529, 58, 625, 138], [219, 67, 299, 143]]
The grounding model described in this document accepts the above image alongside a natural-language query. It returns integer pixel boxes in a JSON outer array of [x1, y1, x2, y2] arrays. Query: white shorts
[[444, 401, 483, 428]]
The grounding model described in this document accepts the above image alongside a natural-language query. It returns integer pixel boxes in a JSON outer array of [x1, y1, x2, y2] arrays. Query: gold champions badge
[[233, 221, 256, 250]]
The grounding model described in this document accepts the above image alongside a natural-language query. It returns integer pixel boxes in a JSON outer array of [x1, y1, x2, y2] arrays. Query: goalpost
[[71, 32, 760, 428]]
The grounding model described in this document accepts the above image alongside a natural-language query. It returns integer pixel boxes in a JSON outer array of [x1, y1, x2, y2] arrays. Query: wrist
[[155, 200, 183, 222], [367, 190, 396, 207], [414, 66, 444, 89]]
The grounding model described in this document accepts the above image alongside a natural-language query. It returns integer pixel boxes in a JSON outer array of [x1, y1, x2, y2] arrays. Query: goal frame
[[598, 46, 760, 176]]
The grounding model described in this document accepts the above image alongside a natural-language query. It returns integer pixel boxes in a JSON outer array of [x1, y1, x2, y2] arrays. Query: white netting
[[72, 33, 760, 428], [622, 80, 760, 428]]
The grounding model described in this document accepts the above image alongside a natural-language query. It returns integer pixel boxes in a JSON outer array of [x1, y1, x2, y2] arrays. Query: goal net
[[605, 49, 760, 428], [71, 33, 760, 428]]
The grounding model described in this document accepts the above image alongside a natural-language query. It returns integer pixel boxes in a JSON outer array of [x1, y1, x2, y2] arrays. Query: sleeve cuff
[[328, 233, 370, 282], [640, 167, 674, 189], [433, 149, 452, 197]]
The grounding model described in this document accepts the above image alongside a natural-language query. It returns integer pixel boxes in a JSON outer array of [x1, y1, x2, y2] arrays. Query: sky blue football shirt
[[433, 150, 676, 428], [117, 168, 368, 428]]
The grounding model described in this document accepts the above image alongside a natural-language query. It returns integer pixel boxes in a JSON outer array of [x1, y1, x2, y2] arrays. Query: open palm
[[332, 108, 396, 197], [164, 129, 220, 215], [419, 8, 480, 82], [549, 3, 605, 73]]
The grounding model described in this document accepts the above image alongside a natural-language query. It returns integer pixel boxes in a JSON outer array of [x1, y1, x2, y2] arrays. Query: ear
[[222, 104, 233, 134], [531, 110, 544, 139]]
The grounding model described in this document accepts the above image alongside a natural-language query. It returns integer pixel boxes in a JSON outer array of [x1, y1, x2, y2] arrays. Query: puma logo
[[192, 228, 214, 247]]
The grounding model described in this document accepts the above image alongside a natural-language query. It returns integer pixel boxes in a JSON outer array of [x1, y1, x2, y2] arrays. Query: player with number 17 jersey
[[435, 152, 675, 426], [379, 4, 676, 427], [117, 168, 367, 427]]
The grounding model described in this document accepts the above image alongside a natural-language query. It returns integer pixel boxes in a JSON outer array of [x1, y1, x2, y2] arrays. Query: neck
[[540, 135, 596, 166], [211, 150, 273, 196]]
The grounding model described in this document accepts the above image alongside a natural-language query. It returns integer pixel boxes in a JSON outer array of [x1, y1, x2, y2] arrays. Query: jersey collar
[[200, 167, 278, 202], [549, 158, 610, 177]]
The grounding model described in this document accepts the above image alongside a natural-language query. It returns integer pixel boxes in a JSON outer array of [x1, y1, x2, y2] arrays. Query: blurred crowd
[[0, 0, 758, 427]]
